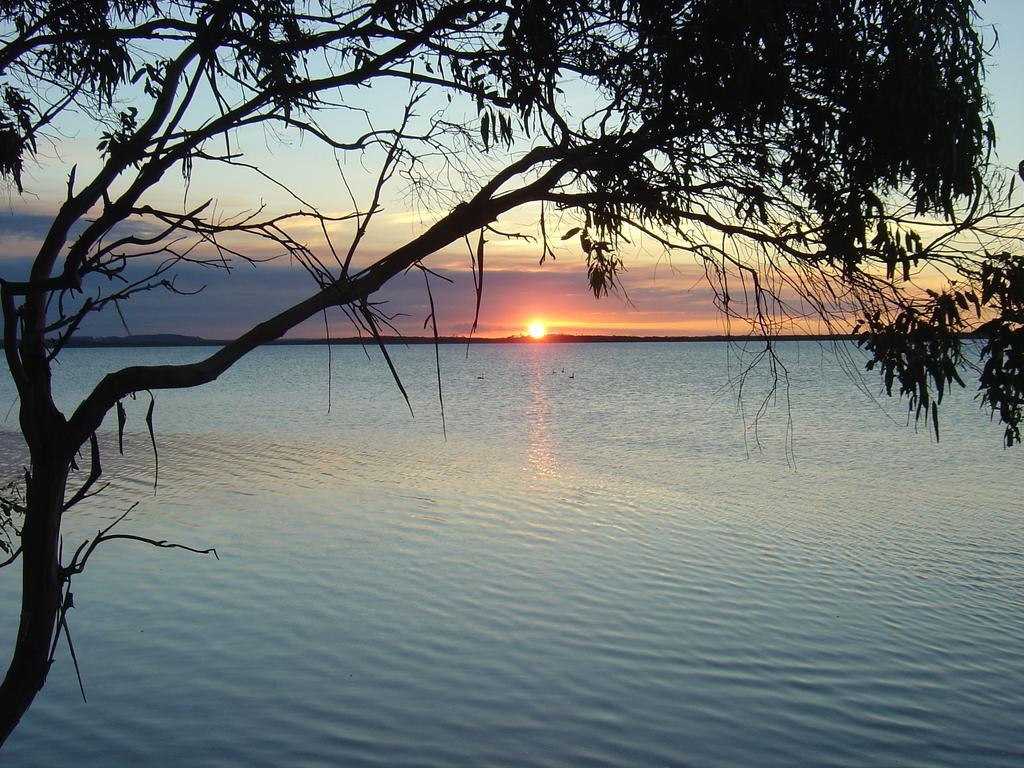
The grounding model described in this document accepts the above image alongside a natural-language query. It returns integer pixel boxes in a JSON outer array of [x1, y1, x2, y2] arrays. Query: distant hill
[[62, 334, 217, 347], [60, 332, 865, 348]]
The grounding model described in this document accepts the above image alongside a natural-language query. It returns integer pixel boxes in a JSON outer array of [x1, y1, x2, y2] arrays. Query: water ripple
[[0, 343, 1022, 766]]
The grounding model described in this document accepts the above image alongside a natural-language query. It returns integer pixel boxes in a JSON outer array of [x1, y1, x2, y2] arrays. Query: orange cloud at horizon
[[1, 202, 865, 340], [361, 259, 740, 338]]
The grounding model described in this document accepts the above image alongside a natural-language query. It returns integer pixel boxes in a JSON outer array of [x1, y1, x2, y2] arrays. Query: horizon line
[[62, 331, 867, 348]]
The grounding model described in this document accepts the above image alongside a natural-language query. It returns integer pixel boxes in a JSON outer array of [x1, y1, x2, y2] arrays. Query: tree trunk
[[0, 457, 68, 746]]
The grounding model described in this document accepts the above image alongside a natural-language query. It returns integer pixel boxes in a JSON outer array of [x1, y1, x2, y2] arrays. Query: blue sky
[[981, 0, 1024, 167]]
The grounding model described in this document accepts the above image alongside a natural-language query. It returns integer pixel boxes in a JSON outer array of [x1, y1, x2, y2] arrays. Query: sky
[[1, 2, 1022, 340]]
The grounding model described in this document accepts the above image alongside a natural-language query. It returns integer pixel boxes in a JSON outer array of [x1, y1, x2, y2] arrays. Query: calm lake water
[[0, 341, 1022, 766]]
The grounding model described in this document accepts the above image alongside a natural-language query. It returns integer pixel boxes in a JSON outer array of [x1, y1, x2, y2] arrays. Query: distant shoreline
[[59, 332, 866, 348]]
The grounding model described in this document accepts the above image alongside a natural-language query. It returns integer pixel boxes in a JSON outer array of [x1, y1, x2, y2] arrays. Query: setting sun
[[528, 322, 546, 339]]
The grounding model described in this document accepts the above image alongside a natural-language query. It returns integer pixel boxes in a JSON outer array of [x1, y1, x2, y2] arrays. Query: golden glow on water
[[526, 358, 559, 478]]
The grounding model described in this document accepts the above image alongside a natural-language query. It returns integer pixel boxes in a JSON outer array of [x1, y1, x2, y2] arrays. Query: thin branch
[[419, 266, 446, 439], [0, 547, 22, 570], [62, 433, 102, 512], [63, 504, 219, 581], [86, 534, 219, 559], [342, 92, 421, 275]]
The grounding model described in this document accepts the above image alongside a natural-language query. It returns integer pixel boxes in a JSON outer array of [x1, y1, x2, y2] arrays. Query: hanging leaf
[[420, 268, 446, 440], [145, 392, 158, 491], [360, 304, 413, 417], [89, 432, 100, 480], [470, 230, 485, 338], [116, 400, 126, 455]]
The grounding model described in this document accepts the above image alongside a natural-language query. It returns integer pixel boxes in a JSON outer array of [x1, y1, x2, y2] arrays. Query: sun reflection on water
[[526, 359, 559, 478]]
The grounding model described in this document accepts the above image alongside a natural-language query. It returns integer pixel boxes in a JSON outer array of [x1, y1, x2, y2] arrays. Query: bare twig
[[0, 547, 22, 570], [63, 504, 219, 582]]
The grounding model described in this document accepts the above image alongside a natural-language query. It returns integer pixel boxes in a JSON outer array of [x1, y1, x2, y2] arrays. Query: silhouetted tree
[[0, 0, 1021, 744]]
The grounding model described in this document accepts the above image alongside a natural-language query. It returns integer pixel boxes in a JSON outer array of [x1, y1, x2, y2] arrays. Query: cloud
[[366, 261, 722, 336], [0, 210, 170, 251], [0, 212, 66, 240], [0, 242, 726, 340]]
